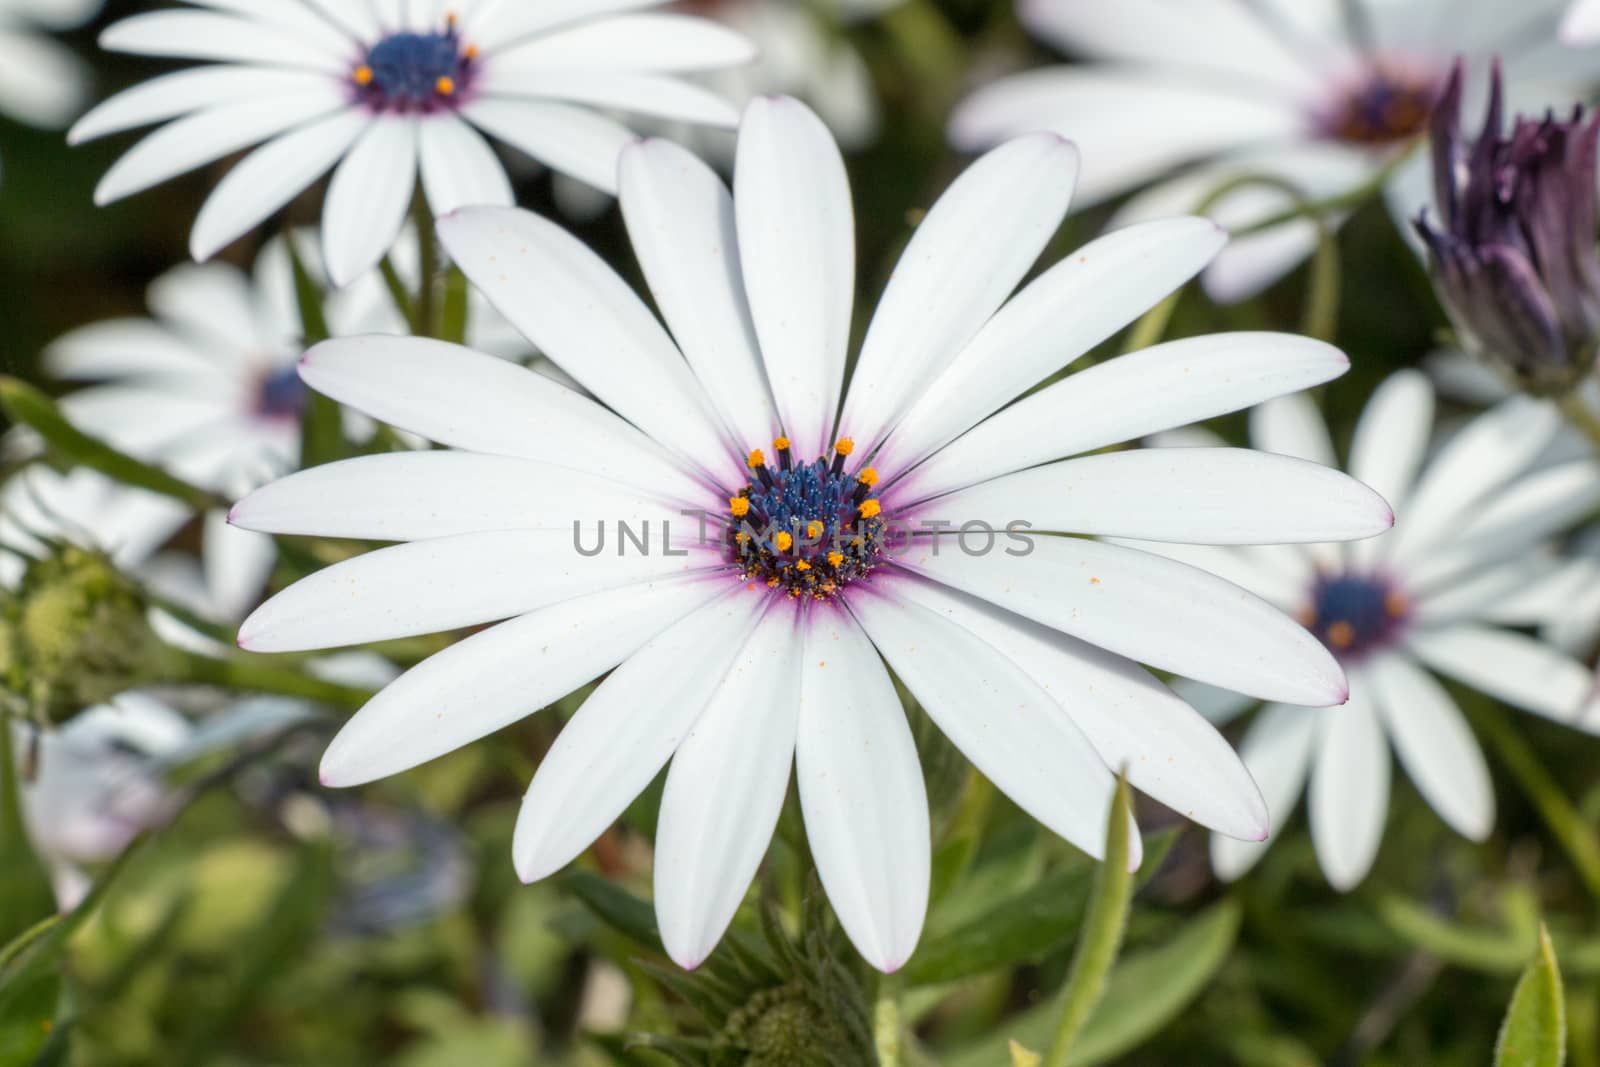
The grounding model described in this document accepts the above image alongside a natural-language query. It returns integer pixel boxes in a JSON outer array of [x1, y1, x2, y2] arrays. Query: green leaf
[[284, 233, 344, 469], [0, 723, 54, 946], [565, 870, 662, 951], [1496, 924, 1566, 1067], [943, 900, 1242, 1067], [1041, 774, 1136, 1067], [901, 865, 1090, 986], [1378, 894, 1532, 975], [0, 379, 217, 510], [1009, 1039, 1042, 1067]]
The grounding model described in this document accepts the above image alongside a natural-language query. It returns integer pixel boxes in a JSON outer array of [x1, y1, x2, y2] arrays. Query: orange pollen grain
[[729, 497, 750, 517], [1327, 621, 1355, 649], [354, 65, 375, 86], [827, 551, 844, 567], [858, 499, 882, 519], [1385, 591, 1409, 617], [772, 435, 790, 451], [806, 521, 822, 539], [747, 449, 766, 468], [834, 437, 855, 456], [774, 531, 793, 551], [795, 560, 812, 572], [857, 468, 878, 487], [435, 76, 456, 95]]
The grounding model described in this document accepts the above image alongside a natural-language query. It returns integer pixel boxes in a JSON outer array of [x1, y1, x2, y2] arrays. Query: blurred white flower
[[1157, 372, 1600, 890], [0, 0, 99, 132], [70, 0, 754, 284], [951, 0, 1600, 302], [228, 96, 1393, 971], [0, 465, 187, 591], [1565, 0, 1600, 44]]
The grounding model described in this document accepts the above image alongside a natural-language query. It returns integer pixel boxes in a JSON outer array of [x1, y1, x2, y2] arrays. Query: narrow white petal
[[69, 67, 332, 144], [1249, 392, 1336, 467], [230, 451, 684, 540], [418, 113, 514, 216], [1104, 539, 1310, 610], [298, 336, 707, 502], [236, 528, 725, 652], [735, 95, 853, 458], [201, 509, 277, 621], [513, 592, 768, 882], [477, 69, 739, 128], [322, 116, 419, 286], [1309, 684, 1390, 892], [1365, 653, 1493, 841], [841, 134, 1080, 452], [912, 448, 1392, 545], [1408, 625, 1600, 732], [878, 217, 1225, 473], [1563, 0, 1600, 43], [461, 97, 633, 193], [145, 261, 263, 358], [320, 576, 724, 786], [618, 138, 779, 451], [191, 108, 367, 262], [468, 0, 670, 51], [894, 334, 1348, 505], [1211, 704, 1318, 881], [1347, 370, 1434, 569], [488, 14, 755, 73], [796, 607, 929, 972], [44, 319, 214, 380], [906, 534, 1346, 705], [437, 206, 736, 481], [655, 606, 801, 968], [99, 11, 349, 71], [889, 575, 1269, 841]]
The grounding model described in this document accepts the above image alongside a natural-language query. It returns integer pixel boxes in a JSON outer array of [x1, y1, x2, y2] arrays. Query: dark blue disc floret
[[1302, 571, 1410, 663], [354, 18, 477, 113], [1321, 65, 1438, 146], [254, 365, 305, 421], [727, 437, 890, 600]]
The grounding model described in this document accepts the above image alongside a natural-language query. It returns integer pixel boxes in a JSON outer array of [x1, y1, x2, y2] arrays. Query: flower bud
[[1416, 60, 1600, 395]]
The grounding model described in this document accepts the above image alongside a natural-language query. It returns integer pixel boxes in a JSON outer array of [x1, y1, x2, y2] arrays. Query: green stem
[[440, 266, 470, 346], [379, 257, 421, 334], [168, 651, 374, 711], [414, 195, 440, 339], [1472, 703, 1600, 905], [874, 974, 902, 1067], [1303, 224, 1343, 342], [1043, 774, 1135, 1067], [1121, 291, 1181, 354], [1560, 391, 1600, 453]]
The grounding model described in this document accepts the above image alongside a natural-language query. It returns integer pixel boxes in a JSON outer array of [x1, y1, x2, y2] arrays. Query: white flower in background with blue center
[[228, 96, 1393, 972], [0, 0, 100, 138], [70, 0, 756, 285], [1154, 372, 1600, 890], [949, 0, 1600, 303]]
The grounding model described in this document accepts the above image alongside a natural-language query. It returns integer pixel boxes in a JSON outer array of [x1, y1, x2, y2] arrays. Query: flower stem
[[1471, 703, 1600, 905], [379, 257, 421, 334], [1121, 292, 1181, 354], [1559, 391, 1600, 453], [874, 974, 902, 1067], [167, 651, 375, 712], [414, 194, 440, 339]]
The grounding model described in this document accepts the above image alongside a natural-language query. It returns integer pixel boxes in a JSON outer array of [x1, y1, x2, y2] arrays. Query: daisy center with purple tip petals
[[726, 437, 895, 600], [1300, 571, 1412, 662], [1323, 66, 1439, 146], [254, 365, 306, 421], [353, 17, 478, 113]]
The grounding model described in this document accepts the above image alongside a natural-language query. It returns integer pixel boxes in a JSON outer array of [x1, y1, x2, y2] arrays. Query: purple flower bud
[[1416, 60, 1600, 395]]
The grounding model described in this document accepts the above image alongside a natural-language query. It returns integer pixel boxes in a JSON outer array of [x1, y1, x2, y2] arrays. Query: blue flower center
[[354, 21, 476, 113], [1303, 571, 1410, 662], [255, 365, 305, 420], [1325, 67, 1438, 145], [726, 438, 892, 600]]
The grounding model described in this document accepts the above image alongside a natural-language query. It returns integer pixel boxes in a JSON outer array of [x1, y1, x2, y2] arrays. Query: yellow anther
[[858, 499, 882, 520], [729, 497, 750, 518], [806, 521, 822, 539], [1327, 621, 1355, 650], [834, 437, 855, 456], [857, 468, 879, 487], [463, 44, 479, 60], [773, 435, 790, 451], [774, 531, 793, 551], [354, 65, 375, 86], [827, 551, 844, 568], [1385, 591, 1409, 618], [795, 560, 812, 572], [748, 449, 766, 468], [436, 75, 457, 96], [445, 10, 458, 26], [767, 577, 780, 587]]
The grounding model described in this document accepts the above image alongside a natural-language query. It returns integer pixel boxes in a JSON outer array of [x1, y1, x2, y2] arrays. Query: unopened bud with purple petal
[[1416, 60, 1600, 395]]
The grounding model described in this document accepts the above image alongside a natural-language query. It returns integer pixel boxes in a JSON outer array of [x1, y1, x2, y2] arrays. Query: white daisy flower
[[0, 0, 99, 133], [949, 0, 1600, 302], [228, 96, 1393, 971], [69, 0, 756, 285], [1566, 0, 1600, 44], [1156, 372, 1600, 890]]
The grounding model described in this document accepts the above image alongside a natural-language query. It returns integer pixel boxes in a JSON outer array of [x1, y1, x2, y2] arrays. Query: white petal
[[878, 217, 1225, 474], [298, 336, 707, 502], [1364, 653, 1493, 841], [1104, 539, 1310, 610], [201, 509, 276, 621], [468, 0, 669, 51], [44, 319, 214, 380], [655, 606, 801, 968], [236, 528, 725, 652], [1387, 398, 1562, 566], [322, 116, 419, 286], [734, 95, 853, 458], [513, 592, 767, 881], [890, 576, 1268, 840], [894, 334, 1348, 504], [98, 11, 349, 71], [840, 134, 1080, 453], [1211, 704, 1318, 881], [321, 576, 724, 786], [70, 67, 331, 144], [1563, 0, 1600, 44], [145, 261, 263, 358], [94, 89, 348, 205], [1249, 392, 1336, 467], [477, 69, 739, 128], [912, 448, 1392, 546], [904, 534, 1347, 706], [851, 584, 1133, 865], [1348, 370, 1434, 569], [488, 14, 755, 73], [461, 97, 634, 193], [1309, 685, 1389, 892], [796, 606, 928, 972], [418, 113, 514, 215], [1408, 625, 1600, 732], [191, 108, 367, 262], [618, 138, 778, 450], [437, 206, 737, 481]]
